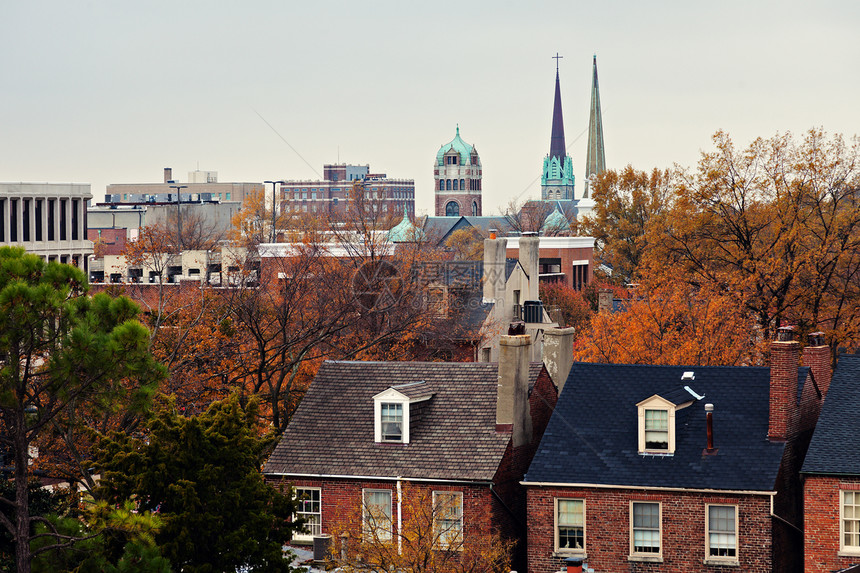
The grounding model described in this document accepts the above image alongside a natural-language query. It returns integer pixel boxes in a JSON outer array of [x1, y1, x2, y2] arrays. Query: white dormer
[[636, 395, 676, 455], [373, 388, 411, 444]]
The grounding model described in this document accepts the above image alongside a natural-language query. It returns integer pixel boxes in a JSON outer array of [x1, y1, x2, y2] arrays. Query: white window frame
[[705, 504, 738, 564], [636, 396, 676, 454], [841, 490, 860, 555], [630, 501, 662, 560], [554, 498, 586, 554], [292, 487, 322, 542], [362, 488, 393, 541], [372, 388, 410, 444], [432, 491, 463, 549]]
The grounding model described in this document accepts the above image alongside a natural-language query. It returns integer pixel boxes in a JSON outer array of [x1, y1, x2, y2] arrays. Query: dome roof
[[542, 208, 570, 233], [387, 215, 425, 243], [436, 126, 477, 165]]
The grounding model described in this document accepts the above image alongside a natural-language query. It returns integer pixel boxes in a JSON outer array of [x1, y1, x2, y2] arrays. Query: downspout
[[770, 493, 803, 534], [489, 483, 523, 531], [397, 476, 403, 555]]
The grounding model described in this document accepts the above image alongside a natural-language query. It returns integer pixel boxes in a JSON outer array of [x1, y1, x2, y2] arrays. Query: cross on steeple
[[552, 52, 563, 72]]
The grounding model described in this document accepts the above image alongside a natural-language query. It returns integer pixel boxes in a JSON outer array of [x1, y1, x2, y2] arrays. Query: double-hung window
[[363, 489, 393, 541], [644, 410, 669, 451], [381, 403, 403, 442], [631, 502, 661, 558], [555, 499, 585, 552], [293, 488, 321, 542], [433, 491, 463, 549], [843, 491, 860, 553], [706, 504, 737, 561]]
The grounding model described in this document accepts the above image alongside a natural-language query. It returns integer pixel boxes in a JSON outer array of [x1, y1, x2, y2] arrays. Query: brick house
[[801, 353, 860, 573], [263, 331, 566, 570], [524, 330, 831, 573]]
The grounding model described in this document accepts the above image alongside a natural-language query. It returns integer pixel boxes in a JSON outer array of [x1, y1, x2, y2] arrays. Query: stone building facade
[[434, 126, 482, 217]]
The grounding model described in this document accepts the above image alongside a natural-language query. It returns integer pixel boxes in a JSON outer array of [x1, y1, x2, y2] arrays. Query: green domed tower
[[434, 125, 482, 216]]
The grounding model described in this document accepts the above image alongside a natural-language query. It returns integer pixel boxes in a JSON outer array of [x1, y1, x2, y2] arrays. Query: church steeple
[[541, 54, 575, 202], [549, 58, 566, 161], [585, 55, 606, 188]]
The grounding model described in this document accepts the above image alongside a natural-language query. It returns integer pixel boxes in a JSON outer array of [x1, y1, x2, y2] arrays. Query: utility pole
[[264, 180, 285, 243], [169, 185, 188, 250]]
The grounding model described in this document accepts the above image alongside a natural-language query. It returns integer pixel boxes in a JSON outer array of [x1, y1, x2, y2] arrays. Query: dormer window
[[636, 396, 676, 454], [644, 409, 669, 450], [381, 403, 403, 442]]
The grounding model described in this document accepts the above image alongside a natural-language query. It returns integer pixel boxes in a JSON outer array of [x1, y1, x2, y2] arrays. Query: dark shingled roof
[[524, 363, 785, 492], [802, 354, 860, 476], [265, 361, 544, 482]]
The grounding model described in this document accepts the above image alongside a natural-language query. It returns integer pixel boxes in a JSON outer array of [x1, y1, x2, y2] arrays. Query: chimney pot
[[807, 331, 826, 347], [705, 403, 714, 412], [777, 326, 796, 342]]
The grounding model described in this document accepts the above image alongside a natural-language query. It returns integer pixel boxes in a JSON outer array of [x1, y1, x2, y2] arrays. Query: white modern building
[[0, 182, 93, 270]]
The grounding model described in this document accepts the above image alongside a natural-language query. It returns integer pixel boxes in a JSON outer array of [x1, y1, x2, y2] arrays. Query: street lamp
[[264, 180, 285, 243], [169, 185, 188, 250]]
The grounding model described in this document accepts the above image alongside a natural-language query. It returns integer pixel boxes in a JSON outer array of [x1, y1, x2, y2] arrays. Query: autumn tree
[[574, 274, 760, 366], [95, 395, 301, 573], [444, 226, 485, 261], [578, 165, 672, 285], [230, 185, 303, 249], [539, 282, 594, 334], [332, 483, 515, 573], [0, 247, 164, 573], [650, 129, 860, 351], [500, 198, 554, 234]]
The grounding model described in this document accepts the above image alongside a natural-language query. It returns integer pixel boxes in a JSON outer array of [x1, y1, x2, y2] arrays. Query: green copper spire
[[585, 54, 606, 195]]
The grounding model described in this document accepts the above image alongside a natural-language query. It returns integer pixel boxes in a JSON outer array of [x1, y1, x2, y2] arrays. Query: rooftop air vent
[[681, 371, 695, 381]]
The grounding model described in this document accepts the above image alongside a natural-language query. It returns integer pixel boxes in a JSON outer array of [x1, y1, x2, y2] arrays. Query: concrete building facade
[[0, 182, 93, 270]]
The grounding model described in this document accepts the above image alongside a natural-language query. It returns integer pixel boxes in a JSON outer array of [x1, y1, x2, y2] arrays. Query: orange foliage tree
[[329, 482, 515, 573], [574, 276, 759, 366]]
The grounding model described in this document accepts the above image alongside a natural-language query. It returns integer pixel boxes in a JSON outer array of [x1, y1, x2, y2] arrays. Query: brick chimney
[[482, 232, 507, 302], [498, 334, 533, 448], [803, 331, 832, 399], [542, 327, 575, 394], [519, 232, 540, 302], [769, 326, 800, 441]]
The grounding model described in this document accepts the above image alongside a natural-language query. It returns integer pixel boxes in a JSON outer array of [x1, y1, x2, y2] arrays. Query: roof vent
[[681, 371, 695, 381]]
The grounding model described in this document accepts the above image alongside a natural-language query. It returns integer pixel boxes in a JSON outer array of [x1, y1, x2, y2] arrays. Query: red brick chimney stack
[[803, 331, 831, 399], [769, 326, 800, 441]]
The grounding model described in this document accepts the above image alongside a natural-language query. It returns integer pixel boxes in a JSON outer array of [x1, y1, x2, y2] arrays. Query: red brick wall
[[804, 476, 860, 573], [88, 228, 127, 256], [526, 486, 773, 573], [269, 477, 498, 547]]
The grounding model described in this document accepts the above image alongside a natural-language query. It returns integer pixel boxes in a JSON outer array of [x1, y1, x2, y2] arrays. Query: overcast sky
[[2, 1, 859, 215]]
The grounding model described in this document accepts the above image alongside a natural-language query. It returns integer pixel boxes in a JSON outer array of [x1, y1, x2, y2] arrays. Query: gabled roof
[[265, 361, 545, 482], [524, 363, 785, 492], [802, 354, 860, 476]]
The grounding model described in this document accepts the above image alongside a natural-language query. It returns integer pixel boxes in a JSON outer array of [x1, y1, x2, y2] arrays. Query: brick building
[[263, 333, 562, 570], [523, 330, 830, 572], [801, 353, 860, 573], [434, 126, 482, 217], [279, 163, 415, 219]]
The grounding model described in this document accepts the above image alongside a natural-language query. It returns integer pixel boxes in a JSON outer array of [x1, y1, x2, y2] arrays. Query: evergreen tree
[[96, 395, 301, 573], [0, 247, 165, 573]]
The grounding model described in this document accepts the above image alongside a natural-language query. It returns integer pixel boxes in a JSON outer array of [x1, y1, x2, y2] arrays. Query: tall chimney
[[498, 334, 533, 448], [769, 326, 800, 441], [164, 167, 173, 183], [482, 233, 507, 302], [803, 332, 832, 398], [542, 327, 575, 394], [519, 232, 540, 302]]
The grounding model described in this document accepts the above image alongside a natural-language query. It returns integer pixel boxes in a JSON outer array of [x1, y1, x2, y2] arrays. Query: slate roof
[[524, 362, 785, 492], [802, 354, 860, 476], [265, 361, 544, 482]]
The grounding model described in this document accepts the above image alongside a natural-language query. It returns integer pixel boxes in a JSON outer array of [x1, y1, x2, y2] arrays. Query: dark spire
[[550, 65, 567, 161], [586, 54, 606, 180]]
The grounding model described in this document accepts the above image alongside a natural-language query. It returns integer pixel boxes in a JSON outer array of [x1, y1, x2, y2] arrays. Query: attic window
[[381, 403, 403, 442], [636, 396, 677, 454]]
